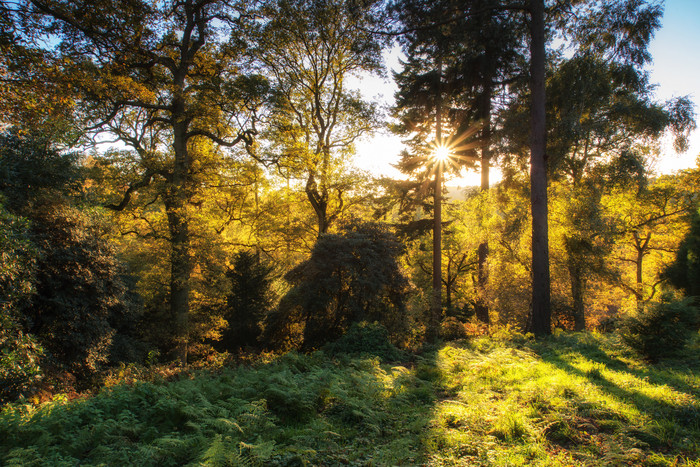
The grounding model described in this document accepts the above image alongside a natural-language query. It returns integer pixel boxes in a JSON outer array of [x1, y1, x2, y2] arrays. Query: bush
[[0, 314, 44, 404], [264, 221, 410, 350], [324, 322, 405, 361], [439, 317, 469, 341], [0, 204, 43, 403], [619, 295, 700, 362], [23, 207, 139, 378], [664, 210, 700, 297]]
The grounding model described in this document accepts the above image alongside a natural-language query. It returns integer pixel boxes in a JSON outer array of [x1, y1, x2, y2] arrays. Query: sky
[[352, 0, 700, 186]]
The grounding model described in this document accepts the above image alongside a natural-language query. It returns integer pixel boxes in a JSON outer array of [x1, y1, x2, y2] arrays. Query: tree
[[540, 54, 692, 328], [550, 180, 616, 330], [605, 176, 695, 307], [256, 0, 385, 237], [263, 221, 410, 350], [220, 251, 275, 352], [391, 0, 528, 325], [0, 129, 139, 378], [0, 4, 79, 141], [665, 207, 700, 298], [525, 0, 551, 336], [499, 0, 685, 335], [16, 0, 268, 364]]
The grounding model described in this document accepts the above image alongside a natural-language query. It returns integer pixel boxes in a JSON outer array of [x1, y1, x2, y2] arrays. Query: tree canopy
[[0, 0, 697, 403]]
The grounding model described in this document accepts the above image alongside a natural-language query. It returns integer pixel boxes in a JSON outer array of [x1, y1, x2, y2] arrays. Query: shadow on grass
[[536, 335, 700, 402], [529, 336, 700, 452]]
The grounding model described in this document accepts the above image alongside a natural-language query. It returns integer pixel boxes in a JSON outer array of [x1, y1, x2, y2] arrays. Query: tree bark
[[305, 172, 329, 237], [475, 91, 492, 324], [429, 148, 443, 342], [527, 0, 551, 336], [633, 231, 651, 308], [428, 54, 444, 343], [165, 195, 191, 365], [568, 261, 585, 331], [164, 125, 192, 365], [169, 90, 192, 365]]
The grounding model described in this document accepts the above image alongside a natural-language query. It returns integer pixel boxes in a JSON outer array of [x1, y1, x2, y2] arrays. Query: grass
[[1, 332, 698, 466]]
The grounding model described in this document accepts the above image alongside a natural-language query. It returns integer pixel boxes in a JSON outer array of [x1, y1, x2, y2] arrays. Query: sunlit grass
[[1, 333, 698, 465], [423, 333, 700, 466]]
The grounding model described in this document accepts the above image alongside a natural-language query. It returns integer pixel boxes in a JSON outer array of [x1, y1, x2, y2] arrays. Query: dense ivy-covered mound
[[1, 333, 698, 466]]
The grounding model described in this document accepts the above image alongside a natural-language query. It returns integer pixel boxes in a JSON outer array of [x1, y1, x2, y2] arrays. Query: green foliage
[[619, 295, 700, 362], [0, 129, 81, 211], [264, 221, 410, 350], [0, 203, 43, 404], [324, 322, 405, 361], [0, 130, 146, 393], [439, 317, 470, 341], [220, 251, 275, 352], [0, 314, 44, 405], [0, 202, 36, 311], [23, 207, 139, 377], [0, 351, 422, 465], [664, 210, 700, 297], [2, 333, 698, 465]]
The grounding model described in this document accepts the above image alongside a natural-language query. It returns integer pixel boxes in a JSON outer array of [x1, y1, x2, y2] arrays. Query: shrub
[[264, 221, 410, 350], [664, 210, 700, 297], [24, 207, 139, 378], [324, 322, 405, 361], [0, 314, 44, 404], [0, 204, 43, 403], [619, 295, 700, 362], [439, 317, 468, 341]]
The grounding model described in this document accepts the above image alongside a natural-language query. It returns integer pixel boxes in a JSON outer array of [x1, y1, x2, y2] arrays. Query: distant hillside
[[445, 185, 478, 201]]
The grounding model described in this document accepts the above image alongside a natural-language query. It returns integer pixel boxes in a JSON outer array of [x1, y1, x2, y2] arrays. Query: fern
[[2, 335, 697, 466], [200, 434, 251, 467]]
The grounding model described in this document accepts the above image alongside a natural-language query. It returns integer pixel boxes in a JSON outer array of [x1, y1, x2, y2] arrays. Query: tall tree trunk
[[428, 54, 444, 343], [633, 232, 650, 309], [429, 141, 443, 342], [445, 263, 453, 312], [568, 261, 585, 331], [527, 0, 551, 336], [169, 116, 192, 365], [475, 88, 493, 325], [306, 172, 329, 237]]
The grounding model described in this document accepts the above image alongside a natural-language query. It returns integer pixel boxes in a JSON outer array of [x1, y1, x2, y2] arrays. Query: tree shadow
[[528, 337, 700, 450]]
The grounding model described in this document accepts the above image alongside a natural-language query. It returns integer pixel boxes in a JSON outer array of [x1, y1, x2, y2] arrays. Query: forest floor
[[1, 332, 699, 466]]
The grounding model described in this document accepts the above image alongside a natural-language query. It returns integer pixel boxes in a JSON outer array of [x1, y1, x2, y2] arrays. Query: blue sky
[[354, 0, 700, 184], [648, 0, 700, 172]]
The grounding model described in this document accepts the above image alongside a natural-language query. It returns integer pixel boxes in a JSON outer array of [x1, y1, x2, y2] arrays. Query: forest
[[1, 0, 699, 465]]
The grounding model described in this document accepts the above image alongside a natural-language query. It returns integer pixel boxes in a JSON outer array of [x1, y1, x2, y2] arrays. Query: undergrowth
[[1, 333, 698, 466]]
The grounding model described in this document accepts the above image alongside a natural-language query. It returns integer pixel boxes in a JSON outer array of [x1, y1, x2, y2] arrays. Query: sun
[[433, 144, 452, 163]]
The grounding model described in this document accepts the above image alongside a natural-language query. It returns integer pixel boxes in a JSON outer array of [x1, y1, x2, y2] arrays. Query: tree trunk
[[445, 263, 453, 312], [527, 0, 551, 336], [428, 55, 444, 343], [429, 152, 443, 342], [475, 96, 492, 325], [632, 231, 651, 308], [165, 196, 191, 365], [568, 261, 585, 331], [305, 172, 329, 237], [168, 118, 192, 364]]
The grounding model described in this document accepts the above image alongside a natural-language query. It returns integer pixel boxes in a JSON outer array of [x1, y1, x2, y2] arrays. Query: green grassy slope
[[1, 333, 698, 466]]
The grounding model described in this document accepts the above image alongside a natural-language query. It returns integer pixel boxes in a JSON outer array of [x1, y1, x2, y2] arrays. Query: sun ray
[[427, 121, 484, 175]]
